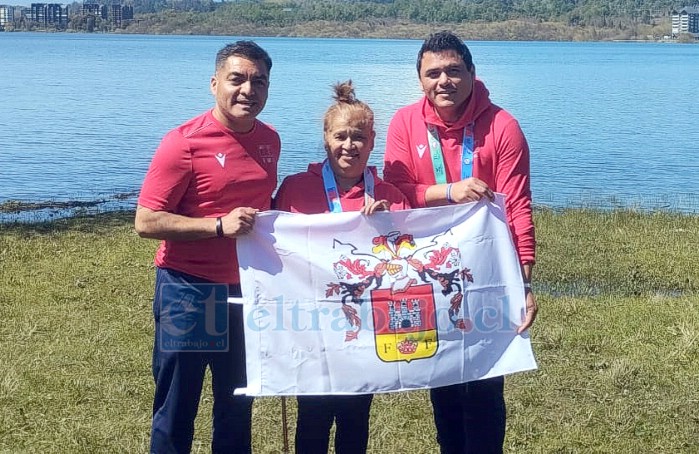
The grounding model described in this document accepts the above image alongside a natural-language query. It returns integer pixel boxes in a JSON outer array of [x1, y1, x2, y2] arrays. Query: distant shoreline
[[131, 20, 642, 42], [5, 19, 687, 43]]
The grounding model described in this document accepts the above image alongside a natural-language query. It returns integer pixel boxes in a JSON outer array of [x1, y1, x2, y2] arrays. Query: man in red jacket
[[383, 30, 537, 454]]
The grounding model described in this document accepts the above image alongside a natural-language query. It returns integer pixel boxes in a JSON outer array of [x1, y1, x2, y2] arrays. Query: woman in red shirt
[[274, 80, 409, 454]]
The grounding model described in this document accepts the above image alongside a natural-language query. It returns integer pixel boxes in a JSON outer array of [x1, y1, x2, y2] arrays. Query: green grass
[[1, 209, 698, 453]]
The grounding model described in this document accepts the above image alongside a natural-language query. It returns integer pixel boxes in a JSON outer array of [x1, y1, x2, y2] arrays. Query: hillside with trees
[[12, 0, 699, 40]]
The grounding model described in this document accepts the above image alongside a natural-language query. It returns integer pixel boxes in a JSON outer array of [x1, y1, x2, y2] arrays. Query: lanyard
[[426, 123, 474, 184], [321, 160, 375, 213]]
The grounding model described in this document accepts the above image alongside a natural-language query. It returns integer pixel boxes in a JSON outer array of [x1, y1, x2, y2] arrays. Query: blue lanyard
[[426, 123, 474, 184], [321, 160, 375, 213]]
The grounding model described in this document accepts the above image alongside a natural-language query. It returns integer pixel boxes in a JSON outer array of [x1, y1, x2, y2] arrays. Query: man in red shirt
[[135, 41, 280, 453], [383, 31, 537, 453]]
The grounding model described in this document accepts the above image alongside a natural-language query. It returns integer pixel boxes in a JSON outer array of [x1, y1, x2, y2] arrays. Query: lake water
[[1, 33, 698, 220]]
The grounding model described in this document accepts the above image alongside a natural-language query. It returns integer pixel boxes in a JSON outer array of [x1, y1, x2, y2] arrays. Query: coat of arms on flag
[[371, 284, 437, 362], [234, 196, 537, 396], [324, 229, 476, 363]]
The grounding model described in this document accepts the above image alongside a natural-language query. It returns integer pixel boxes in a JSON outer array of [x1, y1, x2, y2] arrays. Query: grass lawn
[[1, 208, 698, 453]]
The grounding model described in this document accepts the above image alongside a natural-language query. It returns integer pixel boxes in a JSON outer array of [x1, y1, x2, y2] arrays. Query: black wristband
[[216, 217, 224, 238]]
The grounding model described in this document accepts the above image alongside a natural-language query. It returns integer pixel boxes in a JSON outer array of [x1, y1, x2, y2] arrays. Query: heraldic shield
[[371, 283, 438, 362]]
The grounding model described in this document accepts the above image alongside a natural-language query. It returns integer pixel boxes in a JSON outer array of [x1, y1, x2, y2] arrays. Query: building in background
[[82, 0, 106, 19], [29, 3, 68, 26], [0, 4, 15, 28], [82, 0, 132, 24], [1, 0, 132, 29], [671, 7, 699, 37], [110, 1, 133, 26]]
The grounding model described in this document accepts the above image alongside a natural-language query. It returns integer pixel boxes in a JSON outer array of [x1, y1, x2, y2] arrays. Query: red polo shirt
[[138, 109, 281, 283]]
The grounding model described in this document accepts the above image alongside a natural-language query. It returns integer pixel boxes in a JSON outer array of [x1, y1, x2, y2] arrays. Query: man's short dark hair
[[417, 31, 473, 74], [216, 41, 272, 73]]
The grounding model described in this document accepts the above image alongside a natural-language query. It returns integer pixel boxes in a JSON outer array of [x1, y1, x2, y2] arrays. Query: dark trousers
[[430, 377, 506, 454], [295, 394, 374, 454], [150, 267, 253, 454]]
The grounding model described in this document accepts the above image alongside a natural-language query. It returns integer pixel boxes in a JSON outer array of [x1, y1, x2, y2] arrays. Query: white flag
[[234, 195, 537, 396]]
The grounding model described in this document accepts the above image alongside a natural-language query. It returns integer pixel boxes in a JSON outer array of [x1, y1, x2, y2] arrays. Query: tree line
[[6, 0, 695, 38], [125, 0, 685, 27]]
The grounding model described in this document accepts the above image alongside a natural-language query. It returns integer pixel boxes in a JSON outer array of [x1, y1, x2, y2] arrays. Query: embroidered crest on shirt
[[416, 143, 427, 158], [215, 152, 226, 168], [258, 145, 275, 165]]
